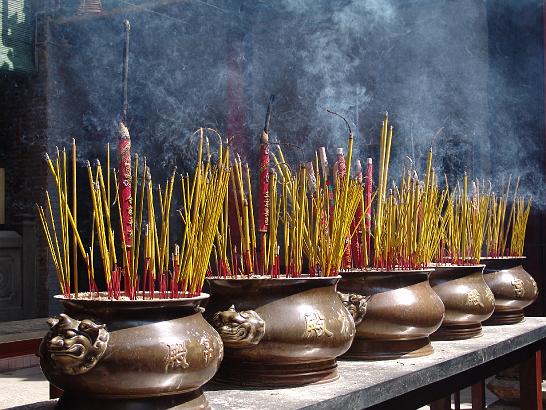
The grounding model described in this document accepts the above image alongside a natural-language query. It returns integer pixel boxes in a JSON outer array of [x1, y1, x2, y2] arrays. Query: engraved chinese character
[[165, 342, 189, 371], [338, 311, 353, 338], [201, 337, 214, 365], [303, 311, 333, 338], [512, 279, 525, 298], [485, 287, 495, 304], [466, 289, 484, 307]]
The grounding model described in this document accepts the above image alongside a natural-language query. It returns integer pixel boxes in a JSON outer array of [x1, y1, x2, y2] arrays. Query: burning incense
[[485, 178, 531, 257], [351, 159, 363, 268], [364, 157, 373, 266], [373, 134, 448, 269], [177, 129, 231, 294], [258, 96, 274, 275], [485, 177, 512, 257], [39, 135, 229, 300], [509, 194, 531, 256], [267, 170, 281, 276], [39, 151, 89, 298], [443, 175, 489, 265], [118, 20, 133, 289], [72, 139, 78, 297], [373, 112, 392, 267]]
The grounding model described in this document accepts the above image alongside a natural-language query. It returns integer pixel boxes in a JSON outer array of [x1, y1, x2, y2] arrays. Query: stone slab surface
[[0, 319, 48, 344], [204, 318, 546, 409], [1, 317, 545, 409]]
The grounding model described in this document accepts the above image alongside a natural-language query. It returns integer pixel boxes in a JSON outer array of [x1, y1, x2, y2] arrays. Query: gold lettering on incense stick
[[512, 279, 525, 298], [165, 342, 189, 371], [303, 311, 333, 338]]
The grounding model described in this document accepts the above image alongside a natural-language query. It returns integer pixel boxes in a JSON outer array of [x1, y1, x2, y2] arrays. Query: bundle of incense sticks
[[37, 131, 230, 300], [211, 130, 362, 277], [508, 193, 531, 256], [301, 144, 363, 276], [372, 114, 449, 270], [485, 177, 531, 257], [442, 175, 489, 265]]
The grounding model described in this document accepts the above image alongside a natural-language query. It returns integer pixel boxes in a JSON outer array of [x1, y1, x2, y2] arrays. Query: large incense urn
[[482, 257, 538, 325], [429, 264, 495, 340], [205, 276, 357, 387], [40, 293, 223, 409], [338, 269, 445, 360]]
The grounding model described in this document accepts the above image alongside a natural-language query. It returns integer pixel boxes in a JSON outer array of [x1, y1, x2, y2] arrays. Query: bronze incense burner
[[40, 293, 223, 409], [482, 257, 538, 325], [338, 269, 445, 360], [205, 276, 355, 387], [429, 264, 495, 340]]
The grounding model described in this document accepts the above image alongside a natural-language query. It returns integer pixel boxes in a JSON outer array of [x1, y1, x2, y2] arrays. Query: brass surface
[[339, 269, 445, 360], [40, 293, 223, 403], [206, 276, 354, 386], [482, 257, 538, 325], [430, 264, 494, 340]]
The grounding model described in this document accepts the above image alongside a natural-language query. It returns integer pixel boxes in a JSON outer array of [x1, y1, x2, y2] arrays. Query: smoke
[[45, 0, 544, 206]]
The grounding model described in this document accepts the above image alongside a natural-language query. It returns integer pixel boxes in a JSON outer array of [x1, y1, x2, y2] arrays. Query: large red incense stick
[[257, 133, 269, 274], [365, 157, 373, 261], [336, 148, 352, 268], [319, 147, 334, 217], [258, 96, 274, 275], [118, 20, 133, 292], [118, 122, 133, 249], [351, 159, 363, 268]]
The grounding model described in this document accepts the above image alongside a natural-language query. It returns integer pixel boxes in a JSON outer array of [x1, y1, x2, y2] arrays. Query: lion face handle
[[40, 313, 109, 375], [212, 305, 265, 349], [337, 292, 369, 326]]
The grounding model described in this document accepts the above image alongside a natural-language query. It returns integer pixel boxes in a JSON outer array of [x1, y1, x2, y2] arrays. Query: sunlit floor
[[0, 366, 50, 409], [0, 366, 523, 410]]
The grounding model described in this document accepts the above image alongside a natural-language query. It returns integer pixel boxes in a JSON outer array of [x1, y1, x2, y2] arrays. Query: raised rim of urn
[[480, 256, 527, 271], [339, 268, 432, 274], [206, 276, 341, 294], [54, 292, 209, 313], [429, 263, 486, 280], [54, 292, 209, 304], [206, 275, 340, 281]]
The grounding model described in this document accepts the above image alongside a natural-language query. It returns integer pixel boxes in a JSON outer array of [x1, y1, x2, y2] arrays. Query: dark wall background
[[486, 0, 545, 316], [0, 0, 544, 317]]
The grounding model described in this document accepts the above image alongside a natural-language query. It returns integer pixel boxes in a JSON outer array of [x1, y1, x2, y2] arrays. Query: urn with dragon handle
[[481, 257, 538, 325], [429, 264, 495, 340], [205, 276, 356, 387], [39, 293, 223, 409], [338, 269, 445, 360]]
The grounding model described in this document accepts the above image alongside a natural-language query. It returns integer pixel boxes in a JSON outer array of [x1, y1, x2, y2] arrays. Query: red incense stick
[[365, 157, 373, 262], [336, 148, 352, 269], [351, 159, 363, 268], [258, 96, 274, 275], [118, 20, 133, 293]]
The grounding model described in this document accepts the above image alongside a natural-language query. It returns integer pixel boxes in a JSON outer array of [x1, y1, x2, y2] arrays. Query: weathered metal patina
[[338, 269, 445, 360], [430, 264, 495, 340], [482, 256, 538, 325], [40, 293, 222, 409], [206, 276, 355, 387]]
